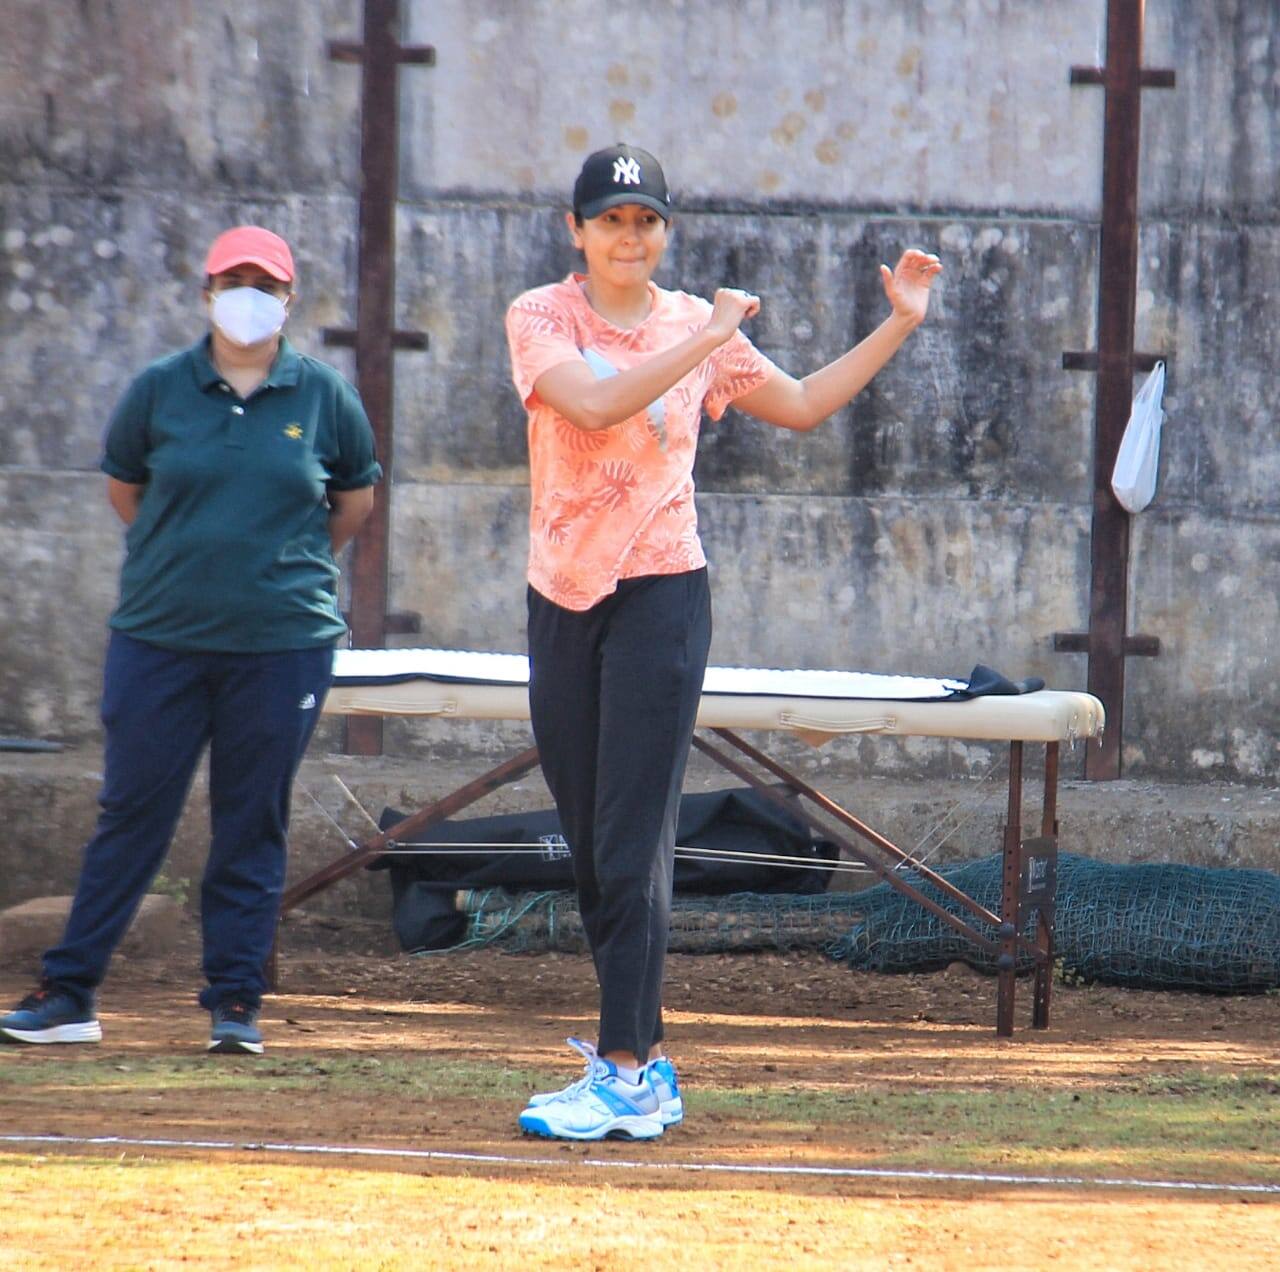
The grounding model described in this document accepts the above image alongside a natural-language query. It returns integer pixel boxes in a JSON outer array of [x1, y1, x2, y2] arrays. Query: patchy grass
[[4, 1054, 1276, 1183], [0, 1052, 544, 1098], [690, 1075, 1280, 1180]]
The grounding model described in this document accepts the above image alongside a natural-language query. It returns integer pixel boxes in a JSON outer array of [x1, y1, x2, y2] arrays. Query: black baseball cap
[[573, 144, 673, 221]]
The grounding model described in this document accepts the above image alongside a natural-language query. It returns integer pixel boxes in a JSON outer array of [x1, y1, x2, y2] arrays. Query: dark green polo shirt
[[101, 336, 381, 652]]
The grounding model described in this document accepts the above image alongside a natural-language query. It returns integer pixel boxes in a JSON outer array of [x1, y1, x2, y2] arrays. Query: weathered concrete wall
[[400, 0, 1108, 214], [5, 746, 1280, 923], [3, 0, 1280, 790]]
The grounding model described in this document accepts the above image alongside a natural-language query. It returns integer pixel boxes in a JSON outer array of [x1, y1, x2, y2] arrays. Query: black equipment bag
[[370, 787, 838, 952]]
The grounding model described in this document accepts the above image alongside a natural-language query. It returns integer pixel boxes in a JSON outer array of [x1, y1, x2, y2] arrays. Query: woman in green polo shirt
[[0, 227, 381, 1055]]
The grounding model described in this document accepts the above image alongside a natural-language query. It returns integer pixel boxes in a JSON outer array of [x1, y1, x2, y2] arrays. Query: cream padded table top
[[326, 649, 1105, 746]]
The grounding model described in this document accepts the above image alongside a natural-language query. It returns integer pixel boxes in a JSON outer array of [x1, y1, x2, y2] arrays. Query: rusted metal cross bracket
[[1056, 0, 1175, 780], [325, 0, 434, 755]]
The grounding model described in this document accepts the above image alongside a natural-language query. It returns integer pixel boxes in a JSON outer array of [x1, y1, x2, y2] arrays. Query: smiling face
[[567, 204, 670, 292]]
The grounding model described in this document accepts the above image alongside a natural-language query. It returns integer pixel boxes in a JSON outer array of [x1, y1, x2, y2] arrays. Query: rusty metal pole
[[1059, 0, 1173, 779], [1081, 1, 1144, 780], [326, 0, 432, 755]]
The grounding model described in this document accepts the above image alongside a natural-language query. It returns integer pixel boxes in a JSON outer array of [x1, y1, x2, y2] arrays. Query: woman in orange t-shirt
[[506, 144, 941, 1142]]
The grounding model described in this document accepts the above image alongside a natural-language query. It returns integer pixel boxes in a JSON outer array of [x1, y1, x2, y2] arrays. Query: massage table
[[274, 648, 1105, 1036]]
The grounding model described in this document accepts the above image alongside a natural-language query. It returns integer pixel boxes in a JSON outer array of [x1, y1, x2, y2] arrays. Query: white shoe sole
[[518, 1110, 664, 1141], [207, 1036, 264, 1055], [0, 1020, 102, 1044], [526, 1094, 683, 1125]]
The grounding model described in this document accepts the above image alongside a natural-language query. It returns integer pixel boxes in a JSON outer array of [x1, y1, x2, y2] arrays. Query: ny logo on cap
[[612, 157, 641, 185]]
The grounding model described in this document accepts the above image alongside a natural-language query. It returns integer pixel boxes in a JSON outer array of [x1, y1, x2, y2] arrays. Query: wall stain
[[815, 138, 839, 165], [711, 91, 737, 118], [770, 111, 806, 145]]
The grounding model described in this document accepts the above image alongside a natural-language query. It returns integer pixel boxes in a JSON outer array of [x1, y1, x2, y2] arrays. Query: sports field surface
[[1, 929, 1276, 1270]]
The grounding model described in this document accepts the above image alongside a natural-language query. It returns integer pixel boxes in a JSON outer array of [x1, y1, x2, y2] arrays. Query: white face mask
[[210, 286, 288, 347]]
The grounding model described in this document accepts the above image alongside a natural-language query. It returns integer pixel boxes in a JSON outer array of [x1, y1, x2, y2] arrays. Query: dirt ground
[[1, 918, 1277, 1269]]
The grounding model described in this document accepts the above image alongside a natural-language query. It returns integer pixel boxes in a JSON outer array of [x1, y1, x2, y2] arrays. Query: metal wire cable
[[904, 745, 1008, 868], [298, 782, 871, 876]]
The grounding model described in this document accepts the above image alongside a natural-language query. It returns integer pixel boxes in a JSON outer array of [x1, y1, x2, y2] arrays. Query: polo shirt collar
[[265, 337, 302, 388], [191, 334, 303, 391], [191, 336, 223, 390]]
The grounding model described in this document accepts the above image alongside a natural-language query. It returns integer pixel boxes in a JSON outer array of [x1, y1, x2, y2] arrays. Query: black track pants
[[527, 569, 712, 1060]]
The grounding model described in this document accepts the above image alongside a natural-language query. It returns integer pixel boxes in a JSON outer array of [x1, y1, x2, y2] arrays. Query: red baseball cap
[[204, 226, 295, 282]]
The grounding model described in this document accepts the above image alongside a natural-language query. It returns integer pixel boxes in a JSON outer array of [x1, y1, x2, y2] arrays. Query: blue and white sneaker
[[645, 1056, 684, 1126], [207, 1001, 264, 1055], [525, 1043, 683, 1124], [522, 1037, 605, 1111], [519, 1038, 664, 1141], [0, 981, 102, 1044]]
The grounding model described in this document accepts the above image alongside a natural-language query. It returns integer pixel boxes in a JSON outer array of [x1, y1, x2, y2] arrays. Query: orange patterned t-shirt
[[506, 274, 776, 611]]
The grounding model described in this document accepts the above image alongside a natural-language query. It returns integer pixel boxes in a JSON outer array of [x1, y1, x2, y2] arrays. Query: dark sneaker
[[207, 1001, 263, 1055], [0, 982, 102, 1044]]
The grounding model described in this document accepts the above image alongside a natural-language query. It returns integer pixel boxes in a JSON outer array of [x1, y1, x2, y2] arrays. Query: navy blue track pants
[[527, 569, 712, 1061], [43, 631, 332, 1011]]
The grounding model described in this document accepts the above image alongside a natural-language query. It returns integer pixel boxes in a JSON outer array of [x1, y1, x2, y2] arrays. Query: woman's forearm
[[792, 311, 920, 428], [328, 487, 375, 552], [734, 311, 920, 433], [535, 326, 725, 432], [106, 477, 145, 525]]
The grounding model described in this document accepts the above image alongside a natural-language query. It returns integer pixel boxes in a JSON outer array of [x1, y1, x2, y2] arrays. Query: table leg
[[996, 740, 1024, 1037]]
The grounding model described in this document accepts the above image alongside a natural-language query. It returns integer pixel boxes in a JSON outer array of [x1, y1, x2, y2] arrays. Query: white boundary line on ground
[[2, 1133, 1278, 1196]]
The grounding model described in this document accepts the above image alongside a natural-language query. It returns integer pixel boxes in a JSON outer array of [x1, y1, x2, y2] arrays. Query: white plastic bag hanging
[[1111, 361, 1165, 513]]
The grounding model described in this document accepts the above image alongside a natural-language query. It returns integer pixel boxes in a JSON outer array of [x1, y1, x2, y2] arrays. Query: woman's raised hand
[[706, 287, 762, 344], [879, 249, 943, 327]]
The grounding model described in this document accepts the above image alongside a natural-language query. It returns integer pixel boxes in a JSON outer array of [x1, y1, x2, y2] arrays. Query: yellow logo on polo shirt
[[283, 423, 303, 440]]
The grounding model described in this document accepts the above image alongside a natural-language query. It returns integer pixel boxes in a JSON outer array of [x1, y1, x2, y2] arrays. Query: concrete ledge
[[2, 740, 1278, 925], [0, 893, 183, 960]]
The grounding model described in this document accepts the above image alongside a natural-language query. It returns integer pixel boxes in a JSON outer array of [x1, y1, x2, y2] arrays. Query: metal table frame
[[271, 728, 1062, 1037]]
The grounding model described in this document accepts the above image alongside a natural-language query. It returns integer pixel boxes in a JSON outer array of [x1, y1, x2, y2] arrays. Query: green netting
[[444, 887, 864, 956], [839, 853, 1280, 992], [439, 854, 1280, 993]]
